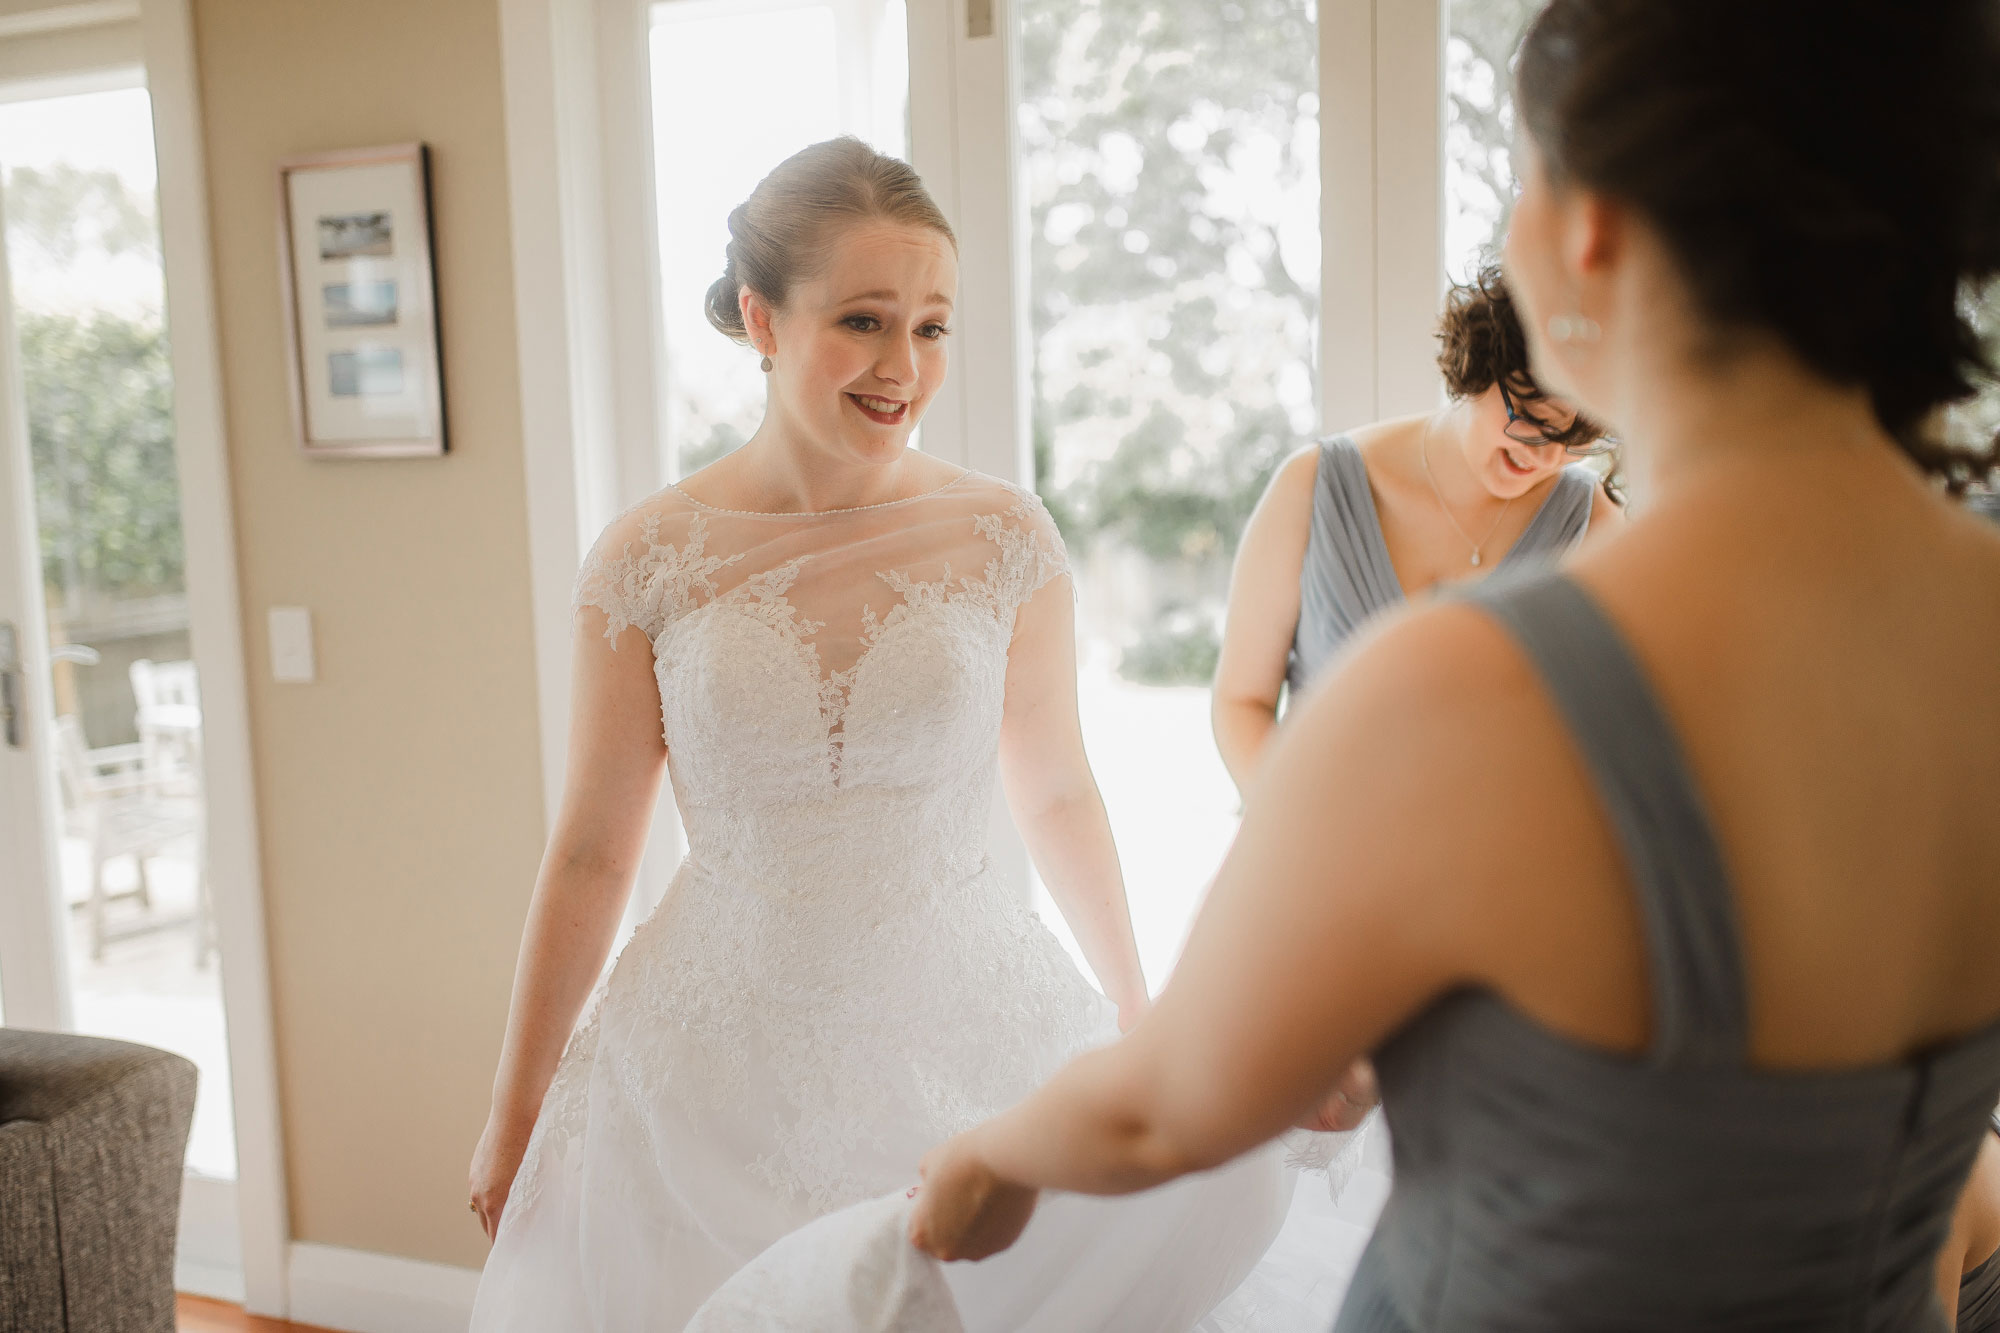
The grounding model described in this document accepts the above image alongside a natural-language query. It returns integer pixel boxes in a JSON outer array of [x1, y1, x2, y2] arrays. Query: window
[[649, 0, 909, 481], [1016, 0, 1320, 986]]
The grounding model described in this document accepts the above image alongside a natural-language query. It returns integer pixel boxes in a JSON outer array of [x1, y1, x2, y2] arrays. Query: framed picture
[[277, 143, 446, 458]]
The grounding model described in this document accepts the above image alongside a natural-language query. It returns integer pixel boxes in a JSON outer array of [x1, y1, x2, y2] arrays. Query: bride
[[466, 137, 1355, 1331]]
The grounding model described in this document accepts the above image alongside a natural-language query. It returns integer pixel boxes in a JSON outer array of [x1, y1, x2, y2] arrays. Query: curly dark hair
[[1437, 264, 1609, 453], [1517, 0, 2000, 493]]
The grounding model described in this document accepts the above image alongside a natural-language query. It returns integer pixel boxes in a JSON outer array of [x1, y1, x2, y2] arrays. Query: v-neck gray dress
[[1334, 573, 2000, 1330], [1287, 434, 1598, 693]]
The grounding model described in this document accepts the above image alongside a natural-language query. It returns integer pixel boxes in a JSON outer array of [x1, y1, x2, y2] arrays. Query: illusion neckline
[[665, 469, 975, 519]]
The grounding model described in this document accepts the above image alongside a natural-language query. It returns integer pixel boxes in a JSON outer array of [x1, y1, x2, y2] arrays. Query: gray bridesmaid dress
[[1333, 574, 2000, 1331], [1287, 434, 1597, 693]]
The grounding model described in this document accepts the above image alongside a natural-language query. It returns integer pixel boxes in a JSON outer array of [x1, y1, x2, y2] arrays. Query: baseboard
[[175, 1256, 245, 1304], [287, 1243, 482, 1333]]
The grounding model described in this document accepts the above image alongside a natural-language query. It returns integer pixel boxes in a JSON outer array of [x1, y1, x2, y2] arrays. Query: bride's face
[[758, 220, 957, 464]]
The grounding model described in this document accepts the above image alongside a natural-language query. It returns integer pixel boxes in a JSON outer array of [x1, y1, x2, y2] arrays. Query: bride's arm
[[469, 611, 668, 1238], [997, 572, 1149, 1027]]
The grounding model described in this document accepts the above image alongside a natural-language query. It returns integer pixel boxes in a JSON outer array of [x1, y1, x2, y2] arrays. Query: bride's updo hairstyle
[[1516, 0, 2000, 492], [704, 137, 956, 344]]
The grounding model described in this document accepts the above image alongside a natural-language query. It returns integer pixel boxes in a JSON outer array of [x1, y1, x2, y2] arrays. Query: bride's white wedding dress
[[469, 472, 1369, 1331]]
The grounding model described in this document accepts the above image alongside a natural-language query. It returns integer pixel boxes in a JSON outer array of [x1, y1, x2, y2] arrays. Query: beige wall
[[194, 0, 542, 1268]]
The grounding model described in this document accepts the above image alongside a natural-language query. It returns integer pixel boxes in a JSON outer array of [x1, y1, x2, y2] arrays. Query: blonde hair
[[703, 137, 957, 345]]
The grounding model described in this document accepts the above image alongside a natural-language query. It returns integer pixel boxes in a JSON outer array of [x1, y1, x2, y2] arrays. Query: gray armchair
[[0, 1029, 196, 1333]]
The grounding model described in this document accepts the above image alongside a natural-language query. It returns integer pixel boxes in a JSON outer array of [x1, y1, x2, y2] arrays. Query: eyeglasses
[[1497, 379, 1617, 456], [1497, 379, 1567, 446]]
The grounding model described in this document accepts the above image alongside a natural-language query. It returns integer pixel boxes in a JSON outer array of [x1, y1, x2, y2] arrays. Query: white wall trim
[[0, 18, 136, 93], [140, 0, 292, 1312], [0, 1, 137, 39], [498, 0, 607, 832], [287, 1243, 481, 1333], [0, 171, 70, 1035], [175, 1257, 246, 1306], [1319, 0, 1376, 431], [1319, 0, 1447, 431], [175, 1172, 245, 1302], [1372, 0, 1446, 417]]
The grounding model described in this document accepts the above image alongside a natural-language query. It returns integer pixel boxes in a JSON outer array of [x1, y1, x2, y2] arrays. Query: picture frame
[[276, 143, 447, 458]]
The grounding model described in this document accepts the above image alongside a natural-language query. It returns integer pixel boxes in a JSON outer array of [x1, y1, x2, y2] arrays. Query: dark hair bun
[[1518, 0, 2000, 489]]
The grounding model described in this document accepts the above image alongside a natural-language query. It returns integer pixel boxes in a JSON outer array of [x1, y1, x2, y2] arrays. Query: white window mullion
[[1373, 0, 1447, 418], [1320, 0, 1379, 430], [597, 0, 670, 501], [1321, 0, 1447, 432], [907, 0, 1028, 488]]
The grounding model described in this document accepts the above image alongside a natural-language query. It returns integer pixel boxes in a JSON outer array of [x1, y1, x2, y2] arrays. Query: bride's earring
[[759, 352, 774, 373], [1548, 313, 1602, 345]]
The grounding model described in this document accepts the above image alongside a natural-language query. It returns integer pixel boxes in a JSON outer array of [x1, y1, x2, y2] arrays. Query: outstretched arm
[[998, 570, 1149, 1026], [914, 603, 1522, 1258], [1212, 446, 1318, 793], [469, 609, 668, 1238]]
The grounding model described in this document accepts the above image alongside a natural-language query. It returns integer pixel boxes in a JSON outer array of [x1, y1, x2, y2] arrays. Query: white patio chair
[[128, 659, 202, 799], [52, 714, 208, 964]]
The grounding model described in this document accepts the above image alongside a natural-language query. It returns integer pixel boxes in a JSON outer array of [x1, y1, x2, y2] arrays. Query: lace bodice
[[572, 471, 1066, 890]]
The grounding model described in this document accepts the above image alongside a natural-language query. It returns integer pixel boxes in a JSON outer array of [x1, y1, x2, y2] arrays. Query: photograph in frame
[[277, 143, 446, 457]]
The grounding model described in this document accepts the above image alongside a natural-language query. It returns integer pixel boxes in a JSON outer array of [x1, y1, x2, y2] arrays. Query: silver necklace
[[1420, 417, 1513, 568]]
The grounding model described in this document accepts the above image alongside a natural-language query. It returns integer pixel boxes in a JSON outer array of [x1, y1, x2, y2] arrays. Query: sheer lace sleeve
[[977, 487, 1072, 625], [572, 500, 740, 647]]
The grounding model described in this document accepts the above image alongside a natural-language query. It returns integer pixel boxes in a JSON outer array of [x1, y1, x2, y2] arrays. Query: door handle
[[0, 622, 20, 748]]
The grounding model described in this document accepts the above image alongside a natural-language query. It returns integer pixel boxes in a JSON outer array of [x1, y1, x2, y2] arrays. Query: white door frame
[[1322, 0, 1448, 428], [140, 0, 291, 1309], [0, 0, 292, 1313], [0, 163, 69, 1037]]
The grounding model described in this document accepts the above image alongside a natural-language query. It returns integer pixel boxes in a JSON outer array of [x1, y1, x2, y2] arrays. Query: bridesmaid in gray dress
[[912, 2, 2000, 1328], [1212, 266, 1620, 793]]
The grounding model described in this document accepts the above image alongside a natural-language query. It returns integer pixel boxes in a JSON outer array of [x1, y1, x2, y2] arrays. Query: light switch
[[268, 606, 316, 684]]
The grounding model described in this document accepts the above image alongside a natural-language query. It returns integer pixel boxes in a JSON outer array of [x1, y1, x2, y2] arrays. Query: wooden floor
[[176, 1295, 338, 1333]]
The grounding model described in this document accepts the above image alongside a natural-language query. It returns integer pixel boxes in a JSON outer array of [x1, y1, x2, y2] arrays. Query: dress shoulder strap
[[1306, 435, 1401, 603], [1464, 573, 1749, 1067]]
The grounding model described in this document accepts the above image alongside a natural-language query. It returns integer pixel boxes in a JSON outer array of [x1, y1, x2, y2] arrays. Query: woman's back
[[1337, 452, 2000, 1330], [1571, 458, 2000, 1069]]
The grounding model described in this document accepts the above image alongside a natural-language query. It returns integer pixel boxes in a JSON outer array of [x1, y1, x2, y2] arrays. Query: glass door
[[0, 82, 235, 1181], [1013, 0, 1322, 987]]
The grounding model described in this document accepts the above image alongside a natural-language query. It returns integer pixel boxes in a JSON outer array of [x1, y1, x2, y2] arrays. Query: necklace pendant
[[1470, 551, 1482, 567]]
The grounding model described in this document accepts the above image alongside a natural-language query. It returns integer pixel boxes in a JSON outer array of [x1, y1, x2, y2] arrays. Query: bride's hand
[[1115, 994, 1150, 1034], [468, 1110, 536, 1242], [1296, 1058, 1379, 1133], [907, 1133, 1040, 1262]]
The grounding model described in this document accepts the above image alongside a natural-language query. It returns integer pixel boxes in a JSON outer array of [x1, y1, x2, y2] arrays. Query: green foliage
[[1020, 0, 1319, 684], [9, 162, 181, 612], [28, 309, 182, 606]]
